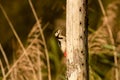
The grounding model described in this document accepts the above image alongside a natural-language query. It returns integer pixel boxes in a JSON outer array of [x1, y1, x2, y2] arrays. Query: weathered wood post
[[66, 0, 87, 80]]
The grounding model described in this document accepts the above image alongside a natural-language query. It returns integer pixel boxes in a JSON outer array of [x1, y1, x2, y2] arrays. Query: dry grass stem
[[0, 44, 10, 70], [3, 32, 43, 79], [42, 22, 50, 31], [0, 4, 38, 80], [28, 0, 51, 80], [37, 49, 42, 80], [98, 0, 119, 80], [4, 21, 48, 80], [0, 60, 6, 80]]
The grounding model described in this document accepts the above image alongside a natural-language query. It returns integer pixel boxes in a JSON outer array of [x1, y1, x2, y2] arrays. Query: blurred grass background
[[88, 0, 120, 80], [0, 0, 120, 80], [0, 0, 66, 80]]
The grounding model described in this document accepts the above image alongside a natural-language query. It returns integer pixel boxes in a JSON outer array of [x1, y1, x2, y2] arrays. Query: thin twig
[[37, 49, 42, 80], [0, 60, 6, 80], [0, 44, 10, 70], [0, 4, 37, 80], [0, 44, 14, 80], [42, 22, 49, 31], [28, 0, 51, 80], [98, 0, 118, 80]]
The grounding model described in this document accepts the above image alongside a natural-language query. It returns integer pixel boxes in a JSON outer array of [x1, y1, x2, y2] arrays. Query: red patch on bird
[[64, 51, 67, 57]]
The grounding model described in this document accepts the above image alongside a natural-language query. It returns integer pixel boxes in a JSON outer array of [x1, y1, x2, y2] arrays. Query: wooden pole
[[66, 0, 86, 80]]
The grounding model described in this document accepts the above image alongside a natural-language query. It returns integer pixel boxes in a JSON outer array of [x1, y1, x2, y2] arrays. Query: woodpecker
[[53, 11, 66, 56], [55, 29, 66, 57]]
